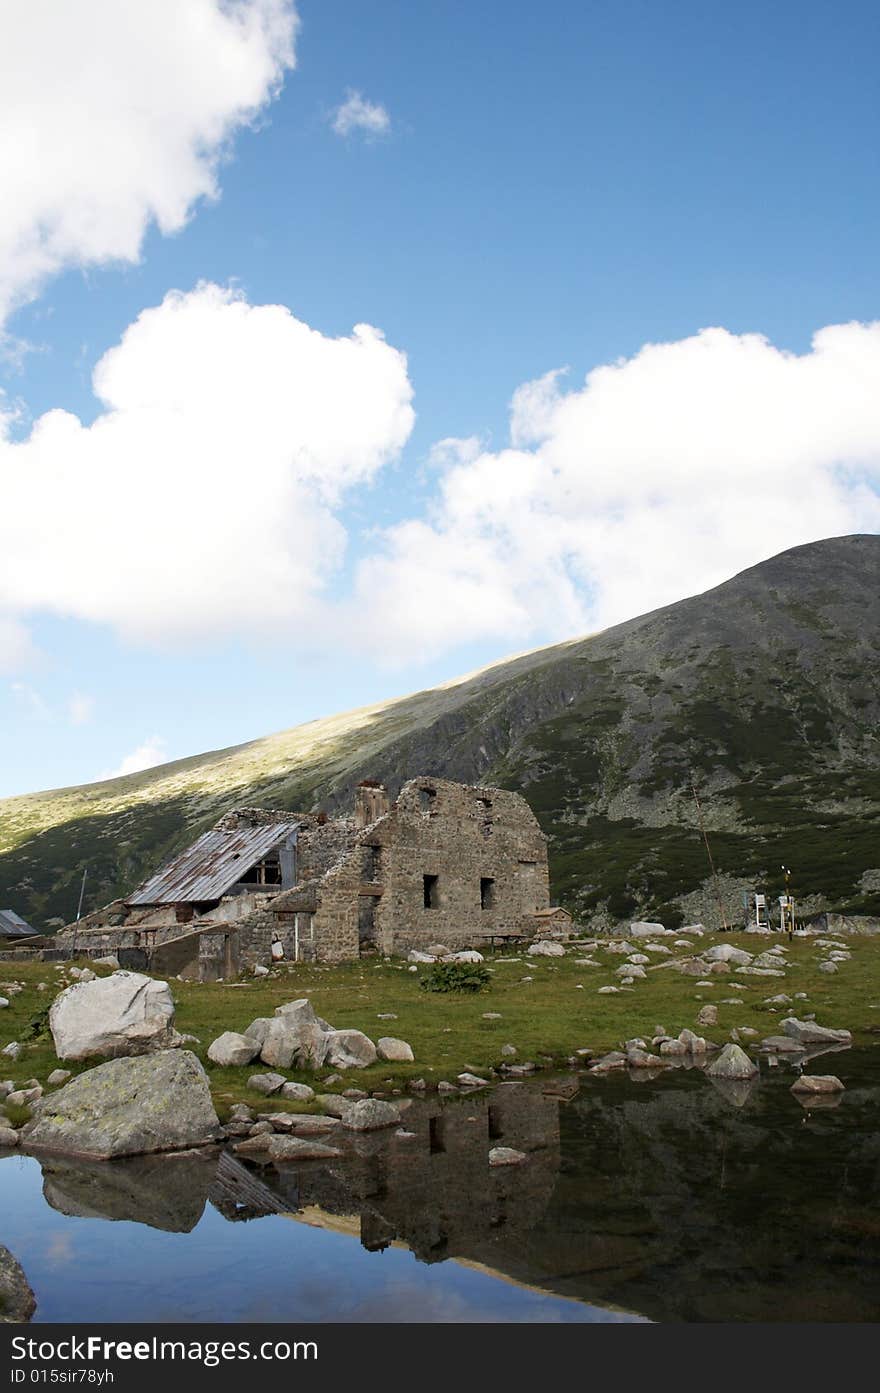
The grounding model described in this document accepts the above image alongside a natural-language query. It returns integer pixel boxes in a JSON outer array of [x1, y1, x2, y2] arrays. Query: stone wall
[[368, 778, 549, 954]]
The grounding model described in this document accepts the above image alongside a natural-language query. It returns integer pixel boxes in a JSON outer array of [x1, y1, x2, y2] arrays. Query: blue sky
[[1, 0, 879, 797]]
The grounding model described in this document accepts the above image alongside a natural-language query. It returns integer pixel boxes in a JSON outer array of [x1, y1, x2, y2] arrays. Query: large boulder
[[0, 1246, 36, 1323], [706, 1043, 758, 1080], [629, 921, 669, 937], [341, 1098, 401, 1131], [207, 1032, 261, 1067], [259, 1016, 328, 1070], [22, 1050, 221, 1159], [324, 1030, 377, 1069], [781, 1018, 852, 1046], [49, 971, 180, 1061]]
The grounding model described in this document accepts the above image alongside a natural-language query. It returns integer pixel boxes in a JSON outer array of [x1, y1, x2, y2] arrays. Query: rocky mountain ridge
[[2, 533, 878, 930]]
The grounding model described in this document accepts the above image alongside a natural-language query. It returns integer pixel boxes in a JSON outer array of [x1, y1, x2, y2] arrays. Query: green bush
[[419, 961, 491, 994]]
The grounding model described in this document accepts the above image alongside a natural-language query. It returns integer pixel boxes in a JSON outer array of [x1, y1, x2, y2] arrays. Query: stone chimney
[[354, 781, 390, 828]]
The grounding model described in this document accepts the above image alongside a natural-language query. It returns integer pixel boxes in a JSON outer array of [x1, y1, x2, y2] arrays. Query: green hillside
[[2, 533, 879, 930]]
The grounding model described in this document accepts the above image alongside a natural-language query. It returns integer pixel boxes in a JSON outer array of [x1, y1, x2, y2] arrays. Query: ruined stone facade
[[57, 777, 550, 974]]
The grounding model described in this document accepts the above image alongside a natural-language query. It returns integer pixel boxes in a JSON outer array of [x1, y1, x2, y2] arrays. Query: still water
[[2, 1047, 879, 1323]]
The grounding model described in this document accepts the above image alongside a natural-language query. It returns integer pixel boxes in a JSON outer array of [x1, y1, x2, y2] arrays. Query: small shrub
[[419, 962, 491, 994], [21, 1005, 51, 1041]]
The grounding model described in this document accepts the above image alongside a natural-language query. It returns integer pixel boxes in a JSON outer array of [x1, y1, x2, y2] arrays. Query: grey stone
[[247, 1072, 287, 1095], [280, 1081, 315, 1102], [500, 1044, 517, 1057], [22, 1050, 220, 1159], [316, 1094, 353, 1118], [703, 944, 752, 966], [377, 1037, 414, 1063], [527, 941, 564, 957], [706, 1043, 758, 1080], [93, 956, 120, 969], [760, 1036, 806, 1053], [233, 1135, 273, 1158], [818, 961, 838, 974], [341, 1098, 401, 1131], [446, 950, 485, 963], [407, 950, 435, 963], [47, 1069, 71, 1087], [0, 1245, 35, 1322], [49, 971, 180, 1061], [324, 1030, 377, 1069], [791, 1074, 845, 1095], [267, 1135, 342, 1162], [781, 1017, 852, 1046], [252, 965, 269, 977], [457, 1072, 490, 1086], [0, 1127, 19, 1147], [207, 1032, 262, 1067], [697, 1005, 718, 1026], [261, 1017, 329, 1070]]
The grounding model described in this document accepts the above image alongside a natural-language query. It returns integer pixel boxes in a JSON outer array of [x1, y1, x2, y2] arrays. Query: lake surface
[[3, 1046, 879, 1323]]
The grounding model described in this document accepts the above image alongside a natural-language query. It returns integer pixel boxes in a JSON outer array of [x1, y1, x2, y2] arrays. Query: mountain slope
[[2, 533, 879, 929]]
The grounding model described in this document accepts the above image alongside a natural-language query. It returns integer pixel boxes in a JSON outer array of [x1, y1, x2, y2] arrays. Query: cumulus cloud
[[0, 282, 415, 661], [350, 323, 880, 663], [98, 736, 168, 782], [0, 0, 298, 327], [331, 90, 391, 138]]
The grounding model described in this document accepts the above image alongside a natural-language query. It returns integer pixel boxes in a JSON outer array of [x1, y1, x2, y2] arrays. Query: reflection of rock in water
[[41, 1150, 219, 1233], [0, 1245, 36, 1323], [482, 1060, 880, 1322], [210, 1152, 287, 1222]]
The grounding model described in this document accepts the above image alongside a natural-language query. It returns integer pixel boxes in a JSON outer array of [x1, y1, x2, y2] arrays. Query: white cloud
[[68, 693, 95, 726], [0, 0, 299, 327], [0, 282, 415, 663], [331, 90, 391, 138], [98, 736, 168, 782], [349, 323, 880, 663]]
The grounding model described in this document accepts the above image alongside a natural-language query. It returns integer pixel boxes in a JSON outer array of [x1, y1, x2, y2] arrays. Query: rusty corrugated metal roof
[[128, 822, 297, 906]]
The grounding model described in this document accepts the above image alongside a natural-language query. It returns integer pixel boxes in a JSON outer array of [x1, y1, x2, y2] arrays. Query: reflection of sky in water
[[0, 1155, 640, 1323]]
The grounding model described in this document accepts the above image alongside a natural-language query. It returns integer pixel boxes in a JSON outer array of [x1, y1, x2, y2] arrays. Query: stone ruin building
[[59, 777, 552, 979]]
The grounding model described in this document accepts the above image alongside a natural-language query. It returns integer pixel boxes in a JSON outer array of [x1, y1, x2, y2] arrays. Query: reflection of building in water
[[214, 1083, 563, 1264]]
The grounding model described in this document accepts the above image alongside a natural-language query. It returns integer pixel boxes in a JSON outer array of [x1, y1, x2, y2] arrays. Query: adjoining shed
[[0, 908, 37, 944]]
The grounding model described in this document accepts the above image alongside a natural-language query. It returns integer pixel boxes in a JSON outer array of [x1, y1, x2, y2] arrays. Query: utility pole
[[70, 867, 87, 959], [691, 779, 729, 932]]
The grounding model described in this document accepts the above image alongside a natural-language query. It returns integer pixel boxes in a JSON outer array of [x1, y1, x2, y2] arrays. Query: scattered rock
[[267, 1134, 342, 1162], [457, 1072, 490, 1087], [341, 1098, 401, 1131], [315, 1094, 353, 1119], [790, 1075, 845, 1096], [703, 944, 752, 966], [247, 1072, 287, 1096], [781, 1018, 852, 1046], [22, 1050, 220, 1159], [325, 1030, 378, 1069], [93, 956, 120, 969], [678, 1028, 707, 1052], [446, 950, 484, 963], [706, 1043, 758, 1080], [818, 961, 838, 974], [376, 1013, 398, 1021], [377, 1037, 414, 1063], [46, 1070, 71, 1087], [697, 1005, 718, 1026], [207, 1032, 262, 1067], [482, 1012, 502, 1020], [616, 964, 646, 979], [489, 1146, 527, 1166], [407, 950, 435, 963], [597, 986, 619, 994], [527, 941, 565, 957], [233, 1134, 272, 1158], [437, 1081, 457, 1094], [49, 971, 181, 1061], [280, 1082, 315, 1102], [760, 1036, 805, 1053], [629, 921, 669, 937], [0, 1127, 19, 1147]]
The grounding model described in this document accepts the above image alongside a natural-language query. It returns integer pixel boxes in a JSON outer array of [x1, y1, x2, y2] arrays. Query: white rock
[[407, 950, 435, 963], [703, 944, 752, 966], [280, 1081, 315, 1102], [207, 1032, 262, 1067], [377, 1037, 414, 1063], [324, 1029, 378, 1069], [457, 1072, 489, 1086], [706, 1043, 758, 1080], [629, 922, 669, 937], [49, 971, 180, 1061], [253, 965, 269, 977], [598, 986, 619, 994], [527, 941, 565, 957]]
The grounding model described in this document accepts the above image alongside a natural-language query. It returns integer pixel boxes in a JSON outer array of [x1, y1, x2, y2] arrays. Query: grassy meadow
[[2, 933, 879, 1121]]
